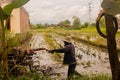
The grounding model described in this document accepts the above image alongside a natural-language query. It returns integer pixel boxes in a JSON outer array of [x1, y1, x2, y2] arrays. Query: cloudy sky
[[24, 0, 102, 24]]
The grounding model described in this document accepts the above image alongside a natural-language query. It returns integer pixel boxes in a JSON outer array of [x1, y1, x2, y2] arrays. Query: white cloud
[[24, 0, 102, 24]]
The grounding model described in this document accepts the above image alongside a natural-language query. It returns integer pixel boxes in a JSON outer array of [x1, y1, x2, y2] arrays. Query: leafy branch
[[0, 0, 29, 80]]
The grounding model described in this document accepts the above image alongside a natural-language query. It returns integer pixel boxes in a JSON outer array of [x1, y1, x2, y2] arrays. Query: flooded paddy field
[[29, 32, 111, 79]]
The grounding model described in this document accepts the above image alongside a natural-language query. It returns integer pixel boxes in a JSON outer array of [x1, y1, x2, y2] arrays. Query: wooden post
[[105, 14, 120, 80]]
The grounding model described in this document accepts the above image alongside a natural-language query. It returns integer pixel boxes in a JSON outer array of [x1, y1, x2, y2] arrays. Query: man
[[47, 36, 81, 79]]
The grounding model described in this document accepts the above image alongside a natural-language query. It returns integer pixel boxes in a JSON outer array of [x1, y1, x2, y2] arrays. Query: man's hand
[[48, 50, 54, 53]]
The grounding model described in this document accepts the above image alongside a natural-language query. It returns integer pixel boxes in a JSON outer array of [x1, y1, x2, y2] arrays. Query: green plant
[[44, 33, 63, 62], [0, 0, 29, 80], [67, 74, 111, 80], [68, 74, 89, 80], [89, 74, 111, 80]]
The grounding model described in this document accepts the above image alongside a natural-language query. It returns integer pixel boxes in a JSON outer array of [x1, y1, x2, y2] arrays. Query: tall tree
[[58, 19, 71, 28], [72, 16, 81, 29], [82, 22, 89, 28]]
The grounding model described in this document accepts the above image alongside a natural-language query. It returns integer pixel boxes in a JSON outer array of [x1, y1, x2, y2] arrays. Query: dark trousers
[[68, 63, 82, 78], [68, 63, 76, 77]]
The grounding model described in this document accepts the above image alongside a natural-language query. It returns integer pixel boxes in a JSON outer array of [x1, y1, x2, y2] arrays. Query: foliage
[[68, 74, 111, 80], [58, 19, 71, 28], [0, 0, 29, 79], [72, 16, 81, 29], [89, 23, 96, 27], [9, 72, 56, 80], [25, 31, 32, 39], [82, 22, 89, 28], [9, 72, 111, 80], [44, 33, 63, 62], [30, 23, 48, 29], [3, 0, 29, 15], [36, 23, 48, 28], [99, 17, 106, 28], [30, 23, 35, 29], [30, 19, 96, 30], [88, 74, 111, 80]]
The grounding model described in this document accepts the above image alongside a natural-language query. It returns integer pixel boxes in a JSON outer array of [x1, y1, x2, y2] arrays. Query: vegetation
[[1, 23, 114, 79], [58, 19, 71, 28], [9, 72, 55, 80], [9, 73, 111, 80], [1, 0, 120, 79], [30, 16, 95, 30], [0, 0, 29, 80], [44, 33, 63, 62], [72, 16, 81, 29], [27, 27, 113, 80], [88, 74, 111, 80], [30, 23, 49, 29], [67, 74, 111, 80]]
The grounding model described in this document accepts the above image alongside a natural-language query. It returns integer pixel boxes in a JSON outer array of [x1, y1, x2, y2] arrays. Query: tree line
[[30, 16, 97, 29]]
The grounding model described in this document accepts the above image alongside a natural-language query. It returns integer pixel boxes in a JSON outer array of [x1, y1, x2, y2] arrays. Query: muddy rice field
[[29, 32, 111, 79]]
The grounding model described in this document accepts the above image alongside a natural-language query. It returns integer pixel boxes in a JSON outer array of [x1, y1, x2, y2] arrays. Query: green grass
[[31, 27, 120, 51], [9, 73, 111, 80], [67, 74, 111, 80], [88, 74, 111, 80], [31, 27, 108, 51], [44, 32, 63, 62], [10, 72, 53, 80]]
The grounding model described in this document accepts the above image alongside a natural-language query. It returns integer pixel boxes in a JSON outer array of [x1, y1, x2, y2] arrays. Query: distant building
[[0, 0, 30, 34], [65, 24, 72, 28]]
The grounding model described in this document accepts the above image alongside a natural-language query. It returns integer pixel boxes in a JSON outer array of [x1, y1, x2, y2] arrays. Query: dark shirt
[[50, 43, 76, 65]]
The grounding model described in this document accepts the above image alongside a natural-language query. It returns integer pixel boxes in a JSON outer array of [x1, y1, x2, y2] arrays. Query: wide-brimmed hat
[[63, 36, 72, 43]]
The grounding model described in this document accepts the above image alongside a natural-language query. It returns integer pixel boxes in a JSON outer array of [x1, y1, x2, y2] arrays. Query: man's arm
[[49, 46, 69, 53]]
